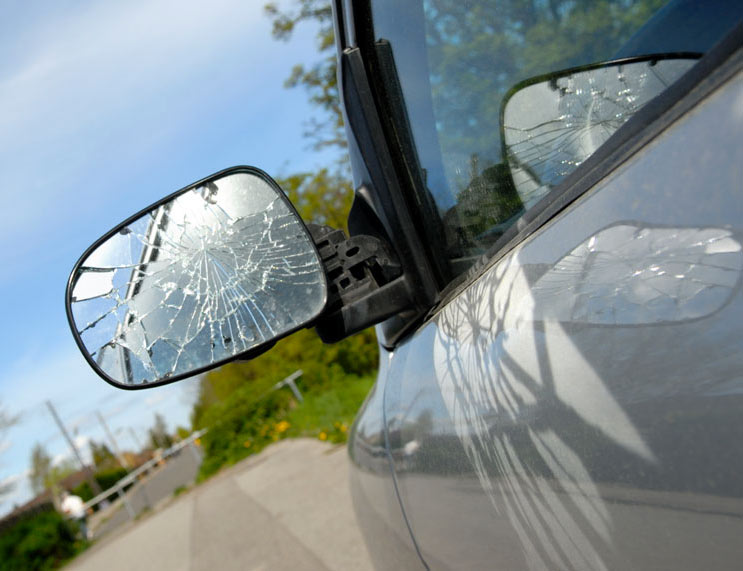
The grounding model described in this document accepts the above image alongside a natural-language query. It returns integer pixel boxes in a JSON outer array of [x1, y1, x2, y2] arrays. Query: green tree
[[278, 168, 353, 231], [29, 444, 52, 496], [0, 509, 83, 570], [31, 456, 78, 506], [148, 413, 173, 449], [175, 426, 191, 441], [88, 440, 116, 469]]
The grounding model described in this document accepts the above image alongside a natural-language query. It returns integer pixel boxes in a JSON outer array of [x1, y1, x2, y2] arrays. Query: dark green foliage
[[69, 481, 94, 503], [70, 467, 129, 504], [445, 162, 525, 254], [94, 467, 128, 491], [0, 510, 85, 571]]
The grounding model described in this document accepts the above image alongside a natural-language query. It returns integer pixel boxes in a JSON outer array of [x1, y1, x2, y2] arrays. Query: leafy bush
[[70, 481, 94, 503], [196, 372, 374, 480], [0, 509, 85, 570], [197, 384, 293, 478], [95, 467, 128, 491], [70, 467, 129, 504], [190, 322, 379, 481], [191, 328, 378, 430]]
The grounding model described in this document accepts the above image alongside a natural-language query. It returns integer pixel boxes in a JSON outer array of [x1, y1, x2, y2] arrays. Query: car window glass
[[369, 0, 742, 279]]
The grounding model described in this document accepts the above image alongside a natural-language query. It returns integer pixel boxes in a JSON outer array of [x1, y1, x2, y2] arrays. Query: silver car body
[[344, 3, 743, 569]]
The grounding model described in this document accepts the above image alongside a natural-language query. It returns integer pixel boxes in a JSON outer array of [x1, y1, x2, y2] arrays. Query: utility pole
[[45, 401, 102, 495], [96, 411, 130, 469]]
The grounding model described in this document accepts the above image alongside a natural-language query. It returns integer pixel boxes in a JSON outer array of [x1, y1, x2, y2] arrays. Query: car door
[[345, 1, 743, 569]]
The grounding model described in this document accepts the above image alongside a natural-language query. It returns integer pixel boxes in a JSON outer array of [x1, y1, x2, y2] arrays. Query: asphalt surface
[[90, 447, 202, 538], [67, 439, 373, 571]]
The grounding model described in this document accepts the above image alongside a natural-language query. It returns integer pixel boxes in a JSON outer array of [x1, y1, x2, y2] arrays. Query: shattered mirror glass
[[67, 168, 327, 387], [502, 56, 698, 208]]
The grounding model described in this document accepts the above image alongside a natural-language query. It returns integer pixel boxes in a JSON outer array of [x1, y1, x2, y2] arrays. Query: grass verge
[[196, 374, 374, 481]]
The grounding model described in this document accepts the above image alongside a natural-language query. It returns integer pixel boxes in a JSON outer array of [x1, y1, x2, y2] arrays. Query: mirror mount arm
[[308, 224, 413, 343]]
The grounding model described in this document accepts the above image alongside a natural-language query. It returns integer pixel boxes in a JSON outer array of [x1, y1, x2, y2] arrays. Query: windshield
[[369, 0, 742, 279]]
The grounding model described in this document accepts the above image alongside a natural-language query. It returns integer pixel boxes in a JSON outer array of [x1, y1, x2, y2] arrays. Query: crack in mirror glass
[[69, 172, 326, 386], [503, 58, 698, 208]]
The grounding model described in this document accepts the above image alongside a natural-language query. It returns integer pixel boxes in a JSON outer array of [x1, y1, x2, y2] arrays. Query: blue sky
[[0, 0, 339, 514]]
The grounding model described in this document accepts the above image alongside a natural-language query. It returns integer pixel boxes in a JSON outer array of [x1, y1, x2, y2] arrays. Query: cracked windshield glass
[[370, 0, 740, 277], [69, 171, 327, 386]]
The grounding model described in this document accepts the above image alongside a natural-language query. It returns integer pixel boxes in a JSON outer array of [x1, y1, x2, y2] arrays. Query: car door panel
[[348, 349, 427, 569], [378, 71, 743, 570]]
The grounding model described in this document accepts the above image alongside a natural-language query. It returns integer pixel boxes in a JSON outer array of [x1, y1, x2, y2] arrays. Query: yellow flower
[[194, 438, 201, 446], [318, 431, 328, 441], [243, 440, 252, 448], [340, 424, 348, 433], [275, 420, 290, 433]]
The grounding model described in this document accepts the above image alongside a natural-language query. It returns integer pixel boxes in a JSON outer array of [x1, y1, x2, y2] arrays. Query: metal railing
[[82, 369, 302, 524], [83, 429, 207, 520]]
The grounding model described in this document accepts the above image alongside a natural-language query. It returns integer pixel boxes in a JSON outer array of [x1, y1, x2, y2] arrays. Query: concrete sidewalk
[[67, 439, 373, 571]]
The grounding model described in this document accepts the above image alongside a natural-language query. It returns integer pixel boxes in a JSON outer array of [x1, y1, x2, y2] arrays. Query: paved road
[[91, 447, 202, 538], [68, 439, 373, 571]]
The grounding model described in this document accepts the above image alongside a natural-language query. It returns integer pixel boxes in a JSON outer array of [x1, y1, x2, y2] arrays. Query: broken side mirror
[[501, 54, 700, 208], [66, 166, 328, 389]]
